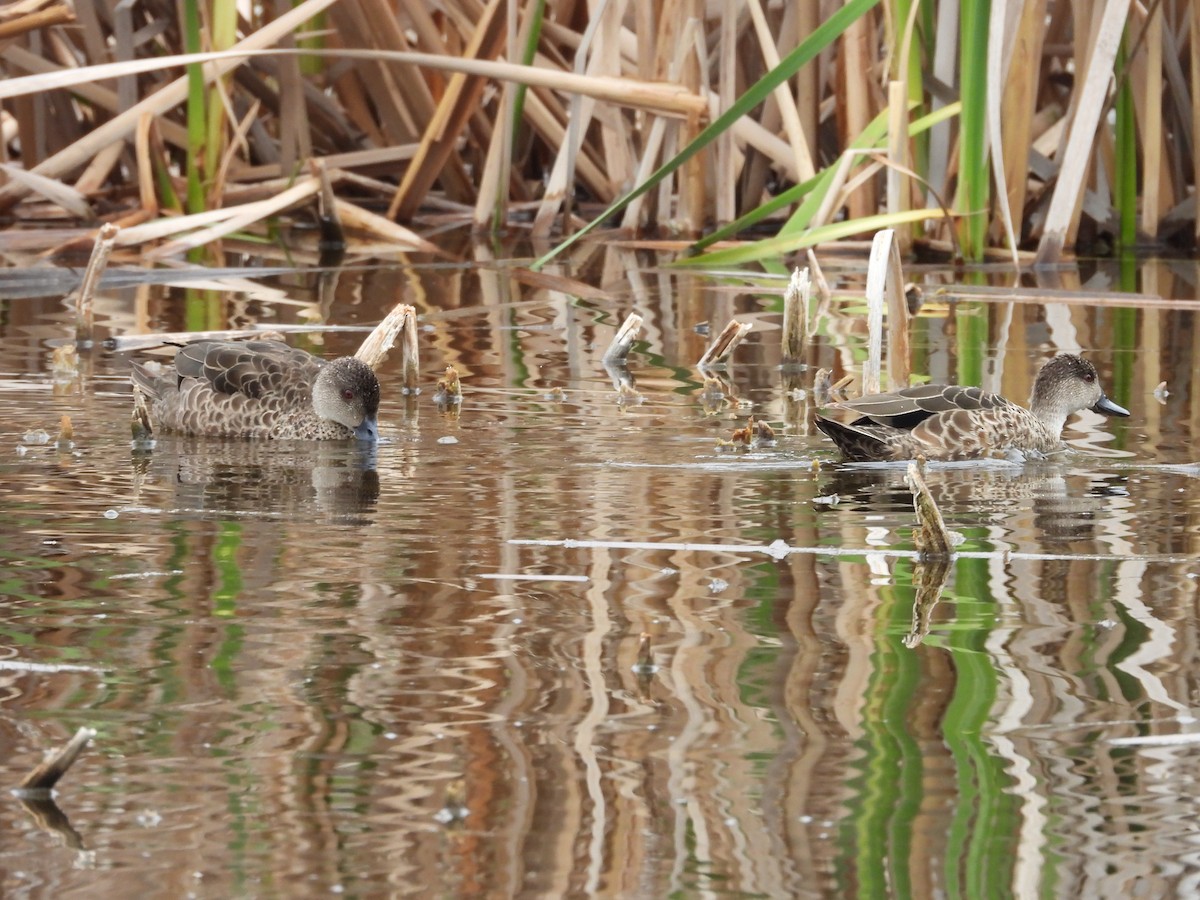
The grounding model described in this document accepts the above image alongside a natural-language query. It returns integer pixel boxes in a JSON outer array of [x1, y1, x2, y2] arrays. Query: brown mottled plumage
[[130, 340, 380, 441], [815, 355, 1129, 461]]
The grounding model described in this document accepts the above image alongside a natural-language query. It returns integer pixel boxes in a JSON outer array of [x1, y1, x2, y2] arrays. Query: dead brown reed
[[0, 2, 1195, 261]]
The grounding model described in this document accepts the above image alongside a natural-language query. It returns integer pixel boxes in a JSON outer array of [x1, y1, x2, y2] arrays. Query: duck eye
[[1084, 373, 1095, 383], [341, 388, 355, 401]]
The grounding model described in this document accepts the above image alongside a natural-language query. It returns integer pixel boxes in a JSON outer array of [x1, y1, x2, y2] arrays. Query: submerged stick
[[781, 266, 810, 364], [602, 313, 643, 363], [698, 319, 752, 367], [905, 459, 952, 558], [17, 726, 97, 792], [74, 222, 119, 346]]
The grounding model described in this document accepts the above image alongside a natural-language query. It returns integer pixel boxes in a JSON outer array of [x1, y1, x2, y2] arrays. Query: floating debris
[[434, 366, 463, 408], [56, 415, 74, 450], [720, 416, 776, 450], [17, 726, 97, 793], [73, 222, 119, 348], [23, 429, 50, 445], [812, 494, 840, 506], [603, 313, 644, 364], [50, 344, 79, 381], [615, 381, 643, 408], [1154, 381, 1170, 403], [632, 631, 658, 675], [698, 319, 752, 367], [781, 266, 811, 365], [544, 386, 567, 402], [434, 779, 469, 827]]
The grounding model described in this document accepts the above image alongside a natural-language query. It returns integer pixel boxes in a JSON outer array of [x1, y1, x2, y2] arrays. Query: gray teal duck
[[130, 339, 381, 441], [815, 354, 1129, 461]]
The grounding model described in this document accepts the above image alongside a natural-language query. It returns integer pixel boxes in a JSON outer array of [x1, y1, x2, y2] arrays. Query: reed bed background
[[0, 0, 1196, 266]]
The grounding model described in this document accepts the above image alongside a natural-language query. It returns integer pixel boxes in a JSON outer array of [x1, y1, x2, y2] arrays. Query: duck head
[[313, 357, 381, 441]]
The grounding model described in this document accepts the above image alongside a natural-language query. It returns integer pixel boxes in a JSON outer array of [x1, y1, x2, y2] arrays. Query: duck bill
[[1091, 394, 1129, 418], [353, 416, 379, 442]]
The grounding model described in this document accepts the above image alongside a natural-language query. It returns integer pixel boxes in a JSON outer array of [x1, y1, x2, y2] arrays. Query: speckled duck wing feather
[[838, 384, 1015, 429], [173, 340, 322, 399]]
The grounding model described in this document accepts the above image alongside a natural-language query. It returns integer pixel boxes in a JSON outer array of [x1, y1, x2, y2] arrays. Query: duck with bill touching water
[[130, 339, 381, 441]]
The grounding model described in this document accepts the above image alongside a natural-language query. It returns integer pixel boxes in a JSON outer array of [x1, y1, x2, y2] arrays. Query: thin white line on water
[[509, 537, 1197, 565]]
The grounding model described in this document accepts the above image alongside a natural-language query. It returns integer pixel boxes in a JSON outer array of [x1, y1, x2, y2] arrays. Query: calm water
[[1, 247, 1199, 898]]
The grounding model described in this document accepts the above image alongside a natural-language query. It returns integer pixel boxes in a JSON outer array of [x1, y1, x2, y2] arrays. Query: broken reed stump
[[602, 313, 644, 364], [17, 726, 97, 793], [698, 319, 752, 368], [781, 267, 810, 366], [905, 459, 952, 558], [354, 302, 419, 392], [74, 222, 119, 347]]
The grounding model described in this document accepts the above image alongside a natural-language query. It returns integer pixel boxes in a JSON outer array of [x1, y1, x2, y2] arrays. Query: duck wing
[[837, 384, 1014, 429], [173, 340, 322, 400]]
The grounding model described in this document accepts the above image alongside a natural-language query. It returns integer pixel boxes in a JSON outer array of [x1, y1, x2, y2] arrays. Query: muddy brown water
[[0, 249, 1198, 898]]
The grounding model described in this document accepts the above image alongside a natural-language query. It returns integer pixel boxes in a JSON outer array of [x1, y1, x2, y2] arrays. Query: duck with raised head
[[130, 339, 381, 441], [815, 354, 1129, 461]]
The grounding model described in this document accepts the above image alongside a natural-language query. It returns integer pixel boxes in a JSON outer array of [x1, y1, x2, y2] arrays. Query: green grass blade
[[690, 101, 960, 255], [674, 208, 945, 269]]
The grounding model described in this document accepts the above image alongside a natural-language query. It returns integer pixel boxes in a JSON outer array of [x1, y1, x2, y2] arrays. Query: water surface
[[1, 250, 1198, 898]]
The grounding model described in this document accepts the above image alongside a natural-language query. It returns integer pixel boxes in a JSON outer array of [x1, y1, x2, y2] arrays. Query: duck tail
[[814, 415, 891, 462], [129, 360, 163, 401]]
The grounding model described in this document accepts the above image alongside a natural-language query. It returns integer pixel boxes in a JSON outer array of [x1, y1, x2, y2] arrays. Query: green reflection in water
[[211, 522, 245, 695]]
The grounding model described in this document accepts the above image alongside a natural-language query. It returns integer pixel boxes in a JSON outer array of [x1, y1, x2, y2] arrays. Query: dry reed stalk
[[0, 4, 73, 40], [746, 0, 814, 183], [2, 46, 191, 151], [621, 19, 698, 230], [716, 0, 737, 225], [602, 313, 644, 364], [984, 1, 1018, 268], [73, 140, 124, 195], [806, 249, 831, 302], [74, 222, 118, 346], [1036, 0, 1131, 264], [992, 0, 1047, 254], [863, 228, 911, 392], [1138, 2, 1162, 239], [838, 11, 878, 222], [17, 726, 97, 792], [0, 0, 342, 211], [781, 266, 810, 364], [886, 81, 911, 254], [388, 0, 506, 220], [1193, 1, 1200, 243], [0, 162, 92, 218], [698, 320, 752, 367], [332, 196, 438, 252], [144, 175, 322, 258]]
